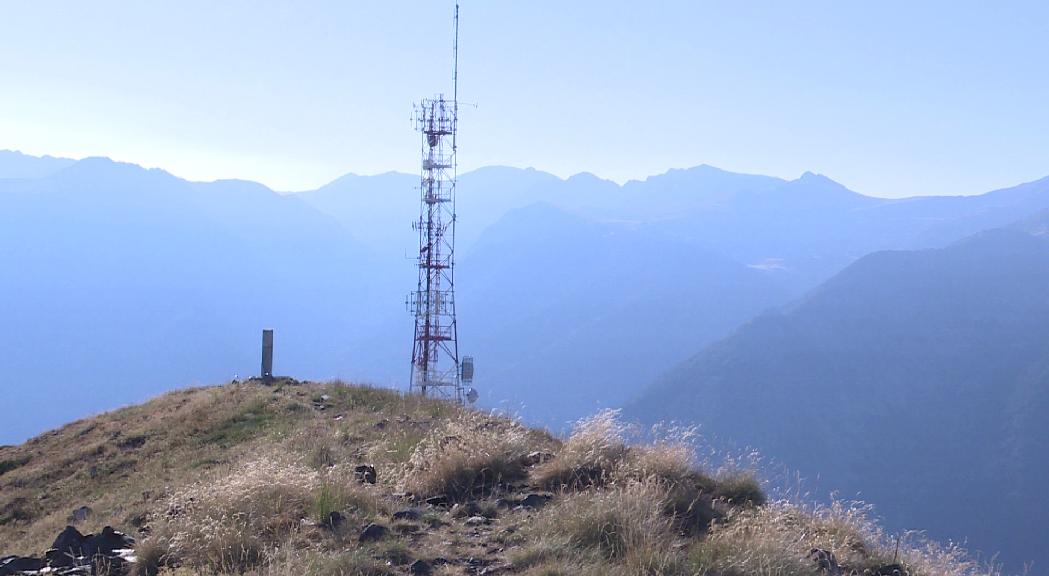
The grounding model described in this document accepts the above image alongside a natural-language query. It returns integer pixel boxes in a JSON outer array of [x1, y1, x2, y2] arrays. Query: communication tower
[[408, 4, 475, 403]]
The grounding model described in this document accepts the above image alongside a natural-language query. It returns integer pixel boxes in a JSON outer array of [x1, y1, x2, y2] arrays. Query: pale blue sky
[[1, 1, 1046, 197]]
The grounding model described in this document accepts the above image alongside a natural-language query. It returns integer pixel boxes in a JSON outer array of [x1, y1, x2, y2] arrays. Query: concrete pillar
[[261, 329, 274, 381]]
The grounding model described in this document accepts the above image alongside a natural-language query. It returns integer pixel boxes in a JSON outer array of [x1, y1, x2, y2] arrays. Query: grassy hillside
[[0, 380, 997, 575]]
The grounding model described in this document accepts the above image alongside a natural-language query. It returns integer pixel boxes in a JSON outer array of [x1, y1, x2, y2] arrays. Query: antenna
[[454, 3, 459, 106], [407, 3, 476, 405], [452, 3, 459, 152]]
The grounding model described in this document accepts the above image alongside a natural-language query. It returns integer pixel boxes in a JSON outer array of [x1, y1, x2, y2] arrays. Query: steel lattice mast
[[408, 4, 473, 403]]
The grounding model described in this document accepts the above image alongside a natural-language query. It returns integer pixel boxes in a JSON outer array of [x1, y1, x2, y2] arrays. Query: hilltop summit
[[0, 380, 995, 575]]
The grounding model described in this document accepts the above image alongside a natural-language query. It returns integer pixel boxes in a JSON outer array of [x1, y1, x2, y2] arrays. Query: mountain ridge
[[626, 223, 1049, 572]]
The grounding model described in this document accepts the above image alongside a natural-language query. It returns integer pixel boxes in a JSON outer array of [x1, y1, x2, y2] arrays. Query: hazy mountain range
[[4, 149, 1049, 434], [3, 149, 1049, 568], [627, 224, 1049, 570]]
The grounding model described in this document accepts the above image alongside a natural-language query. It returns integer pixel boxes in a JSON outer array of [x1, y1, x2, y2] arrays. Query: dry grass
[[531, 411, 763, 538], [532, 410, 632, 490], [711, 469, 766, 507], [137, 440, 386, 573], [515, 480, 688, 576], [400, 411, 547, 501], [0, 383, 313, 556], [0, 382, 1005, 576], [689, 500, 1002, 576], [151, 457, 320, 572], [542, 480, 677, 560]]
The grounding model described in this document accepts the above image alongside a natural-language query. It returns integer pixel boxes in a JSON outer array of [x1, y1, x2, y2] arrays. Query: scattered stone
[[312, 395, 333, 411], [4, 526, 134, 576], [354, 464, 377, 484], [325, 511, 345, 529], [392, 508, 422, 521], [425, 495, 450, 507], [498, 492, 553, 510], [49, 526, 87, 564], [0, 556, 45, 575], [409, 559, 433, 575], [522, 451, 554, 466], [82, 526, 135, 558], [68, 506, 92, 524], [464, 515, 489, 527], [359, 522, 389, 542], [808, 548, 843, 576], [517, 492, 553, 509]]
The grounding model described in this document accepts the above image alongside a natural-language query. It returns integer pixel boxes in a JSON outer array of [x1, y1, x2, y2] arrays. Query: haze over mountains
[[5, 150, 1049, 435], [628, 224, 1049, 570], [3, 150, 1049, 569]]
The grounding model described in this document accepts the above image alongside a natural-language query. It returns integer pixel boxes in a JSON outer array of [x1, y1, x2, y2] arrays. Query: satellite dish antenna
[[465, 387, 479, 404]]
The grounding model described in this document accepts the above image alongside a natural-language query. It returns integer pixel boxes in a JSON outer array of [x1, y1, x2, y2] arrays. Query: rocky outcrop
[[358, 522, 389, 543], [1, 526, 134, 575], [354, 464, 377, 484]]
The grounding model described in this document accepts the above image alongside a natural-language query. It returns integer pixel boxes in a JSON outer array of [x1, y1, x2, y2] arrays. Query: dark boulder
[[354, 464, 377, 485], [424, 495, 449, 507], [409, 559, 432, 575], [359, 522, 389, 542], [392, 508, 422, 521], [517, 492, 553, 509], [325, 511, 345, 529], [51, 525, 87, 556], [68, 506, 93, 524], [82, 526, 135, 558], [47, 526, 87, 567], [0, 556, 45, 575], [3, 525, 134, 575]]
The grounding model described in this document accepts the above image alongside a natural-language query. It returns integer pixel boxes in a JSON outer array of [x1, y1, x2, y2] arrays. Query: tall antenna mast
[[407, 3, 475, 404], [453, 3, 459, 109]]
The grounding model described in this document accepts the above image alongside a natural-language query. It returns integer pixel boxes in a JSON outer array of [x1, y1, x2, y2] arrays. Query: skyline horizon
[[3, 2, 1048, 200], [5, 148, 1047, 201]]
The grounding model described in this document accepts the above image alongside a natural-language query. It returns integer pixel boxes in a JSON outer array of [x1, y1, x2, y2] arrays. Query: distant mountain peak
[[566, 171, 618, 187], [0, 150, 77, 180], [779, 171, 877, 204], [57, 156, 174, 180]]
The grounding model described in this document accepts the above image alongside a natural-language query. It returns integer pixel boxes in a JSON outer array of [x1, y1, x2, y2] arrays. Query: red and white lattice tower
[[408, 5, 475, 403]]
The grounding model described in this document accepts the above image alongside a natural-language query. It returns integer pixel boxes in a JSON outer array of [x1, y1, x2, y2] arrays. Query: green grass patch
[[200, 400, 284, 446], [310, 484, 345, 525], [386, 432, 425, 463], [190, 458, 224, 470], [326, 384, 401, 412]]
